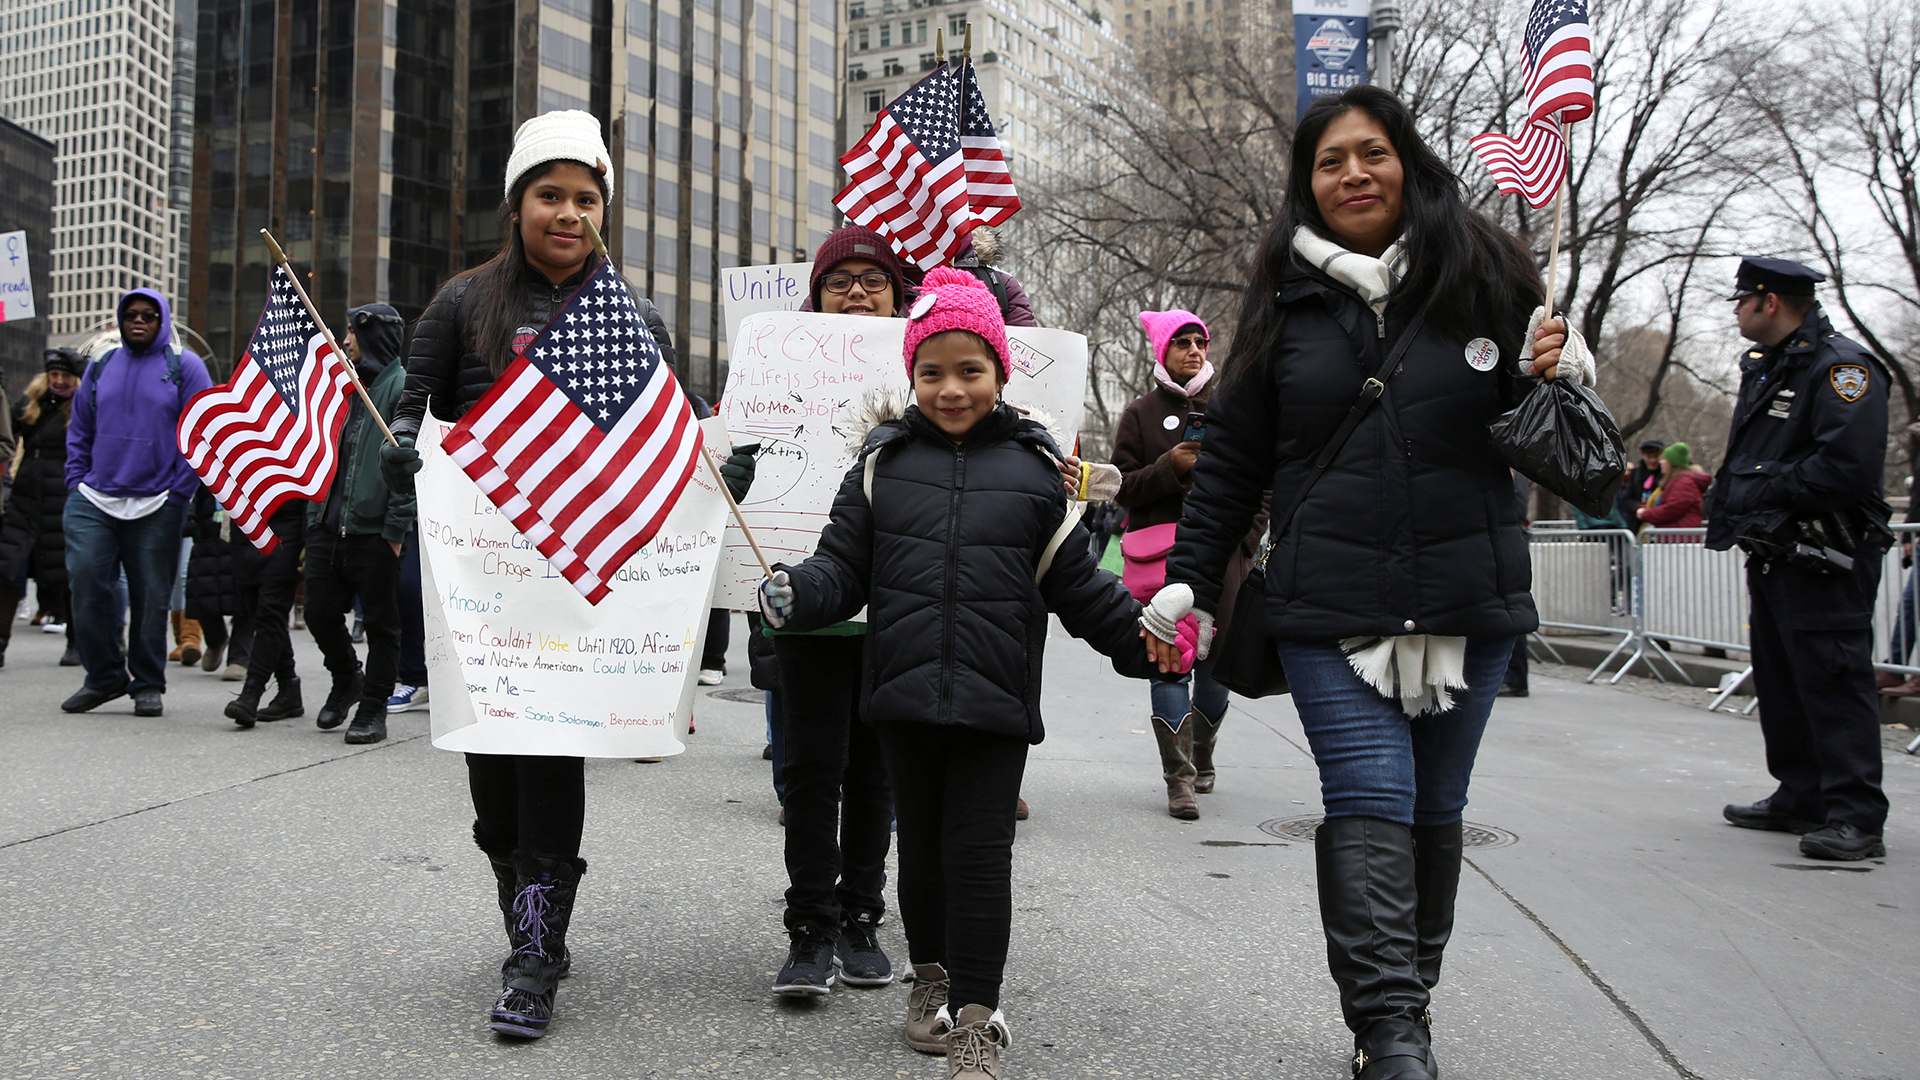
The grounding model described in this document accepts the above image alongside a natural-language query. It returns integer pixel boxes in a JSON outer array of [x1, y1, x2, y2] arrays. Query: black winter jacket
[[781, 404, 1158, 743], [1168, 262, 1538, 640], [1704, 306, 1890, 551], [183, 487, 244, 620], [393, 259, 674, 433], [0, 390, 73, 590]]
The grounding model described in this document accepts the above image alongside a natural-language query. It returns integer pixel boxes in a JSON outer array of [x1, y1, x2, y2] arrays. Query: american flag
[[959, 62, 1020, 226], [443, 258, 701, 606], [177, 265, 353, 552], [1468, 0, 1595, 208], [834, 63, 975, 270]]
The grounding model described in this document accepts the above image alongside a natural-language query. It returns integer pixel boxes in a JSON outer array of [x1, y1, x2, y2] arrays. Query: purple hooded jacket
[[66, 288, 213, 504]]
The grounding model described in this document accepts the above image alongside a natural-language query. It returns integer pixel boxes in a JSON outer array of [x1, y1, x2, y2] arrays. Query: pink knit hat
[[1138, 308, 1209, 367], [902, 266, 1011, 380]]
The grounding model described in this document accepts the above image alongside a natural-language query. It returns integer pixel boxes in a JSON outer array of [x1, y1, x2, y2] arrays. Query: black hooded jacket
[[392, 259, 674, 434], [1167, 259, 1539, 640], [0, 386, 74, 590], [780, 403, 1157, 743]]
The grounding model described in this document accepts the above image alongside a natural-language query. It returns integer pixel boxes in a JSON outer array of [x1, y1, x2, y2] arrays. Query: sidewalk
[[1, 619, 1914, 1079]]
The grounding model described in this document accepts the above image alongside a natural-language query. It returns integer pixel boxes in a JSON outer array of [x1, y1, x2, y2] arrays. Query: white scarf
[[1291, 226, 1469, 717], [1152, 359, 1215, 399], [1292, 227, 1408, 337]]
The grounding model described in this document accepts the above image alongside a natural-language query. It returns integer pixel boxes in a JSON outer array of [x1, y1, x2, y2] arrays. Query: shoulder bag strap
[[1270, 313, 1426, 543]]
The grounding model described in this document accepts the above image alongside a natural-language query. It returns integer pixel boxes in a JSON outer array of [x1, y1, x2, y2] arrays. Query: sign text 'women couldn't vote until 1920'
[[413, 418, 731, 759]]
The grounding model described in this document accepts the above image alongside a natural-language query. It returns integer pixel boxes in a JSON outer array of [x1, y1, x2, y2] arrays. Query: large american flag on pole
[[834, 63, 975, 270], [959, 62, 1020, 226], [1468, 0, 1595, 208], [177, 265, 352, 552], [443, 259, 701, 605]]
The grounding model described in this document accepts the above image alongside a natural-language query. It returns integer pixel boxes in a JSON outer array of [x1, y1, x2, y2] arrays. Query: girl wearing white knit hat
[[382, 110, 760, 1040]]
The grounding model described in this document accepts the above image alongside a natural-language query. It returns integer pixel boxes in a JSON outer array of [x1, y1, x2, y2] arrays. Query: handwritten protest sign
[[721, 262, 813, 347], [0, 231, 35, 322], [712, 310, 1089, 609], [416, 418, 729, 758]]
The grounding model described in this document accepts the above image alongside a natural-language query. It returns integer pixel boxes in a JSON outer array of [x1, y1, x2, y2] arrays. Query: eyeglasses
[[822, 271, 892, 295], [1169, 334, 1209, 350], [121, 309, 160, 324]]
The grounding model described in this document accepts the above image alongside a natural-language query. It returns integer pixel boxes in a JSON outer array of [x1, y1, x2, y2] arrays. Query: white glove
[[1192, 609, 1217, 661], [758, 569, 794, 628], [1082, 461, 1123, 502], [1520, 306, 1596, 388]]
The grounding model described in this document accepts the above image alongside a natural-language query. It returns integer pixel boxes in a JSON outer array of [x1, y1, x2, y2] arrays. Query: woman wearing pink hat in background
[[1111, 309, 1262, 820]]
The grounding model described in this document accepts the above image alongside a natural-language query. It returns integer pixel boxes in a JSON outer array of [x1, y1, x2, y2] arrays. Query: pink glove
[[1173, 615, 1199, 675]]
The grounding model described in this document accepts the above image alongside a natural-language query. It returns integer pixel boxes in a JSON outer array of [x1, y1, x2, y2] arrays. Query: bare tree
[[1734, 2, 1920, 482]]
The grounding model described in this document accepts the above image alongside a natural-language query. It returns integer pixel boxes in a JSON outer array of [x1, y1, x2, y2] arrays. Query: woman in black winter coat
[[382, 110, 756, 1041], [1144, 87, 1588, 1080], [0, 349, 83, 667]]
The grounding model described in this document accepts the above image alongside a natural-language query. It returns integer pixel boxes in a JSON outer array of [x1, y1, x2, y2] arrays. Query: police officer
[[1708, 257, 1891, 861]]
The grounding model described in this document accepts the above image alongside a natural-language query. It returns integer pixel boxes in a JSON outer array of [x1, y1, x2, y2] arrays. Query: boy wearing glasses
[[61, 290, 212, 717]]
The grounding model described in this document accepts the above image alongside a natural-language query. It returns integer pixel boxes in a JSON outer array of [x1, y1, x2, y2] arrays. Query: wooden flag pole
[[259, 228, 399, 447], [577, 217, 777, 582], [1543, 114, 1568, 318]]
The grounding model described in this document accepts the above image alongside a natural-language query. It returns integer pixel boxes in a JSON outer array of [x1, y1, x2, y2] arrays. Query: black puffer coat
[[183, 487, 244, 621], [1167, 261, 1538, 640], [392, 259, 674, 433], [0, 390, 73, 590], [781, 404, 1157, 743]]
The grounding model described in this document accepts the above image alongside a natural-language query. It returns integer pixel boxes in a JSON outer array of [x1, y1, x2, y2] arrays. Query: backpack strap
[[1033, 501, 1086, 585], [85, 340, 187, 412], [967, 265, 1013, 320]]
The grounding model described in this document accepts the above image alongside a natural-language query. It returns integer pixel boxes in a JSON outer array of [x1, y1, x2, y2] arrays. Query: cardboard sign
[[721, 262, 814, 347], [712, 310, 1089, 609], [415, 417, 730, 758], [0, 231, 35, 322]]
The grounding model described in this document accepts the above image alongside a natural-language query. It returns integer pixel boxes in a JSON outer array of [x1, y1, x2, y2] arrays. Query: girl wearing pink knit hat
[[759, 268, 1171, 1080]]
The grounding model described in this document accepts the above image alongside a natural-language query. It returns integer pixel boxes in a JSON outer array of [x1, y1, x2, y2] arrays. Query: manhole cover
[[1257, 816, 1517, 849], [708, 687, 766, 704]]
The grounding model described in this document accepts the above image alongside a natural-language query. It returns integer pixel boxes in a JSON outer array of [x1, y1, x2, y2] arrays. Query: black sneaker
[[132, 689, 163, 717], [835, 912, 894, 987], [1799, 822, 1886, 861], [1723, 797, 1822, 834], [62, 679, 130, 713], [772, 926, 836, 996]]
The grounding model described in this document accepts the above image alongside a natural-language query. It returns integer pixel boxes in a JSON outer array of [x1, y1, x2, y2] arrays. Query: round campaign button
[[1163, 415, 1181, 430], [1465, 337, 1499, 372]]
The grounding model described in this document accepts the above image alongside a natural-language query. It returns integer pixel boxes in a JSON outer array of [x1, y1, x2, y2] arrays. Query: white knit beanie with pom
[[503, 110, 615, 204]]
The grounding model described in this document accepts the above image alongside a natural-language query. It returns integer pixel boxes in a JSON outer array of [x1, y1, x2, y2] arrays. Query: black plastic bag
[[1487, 379, 1627, 518]]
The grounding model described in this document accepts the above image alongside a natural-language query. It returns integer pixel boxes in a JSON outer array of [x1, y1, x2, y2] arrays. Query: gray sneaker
[[904, 962, 950, 1053]]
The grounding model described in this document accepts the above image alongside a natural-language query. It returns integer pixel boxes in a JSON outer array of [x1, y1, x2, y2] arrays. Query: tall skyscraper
[[189, 0, 843, 398], [0, 0, 183, 344]]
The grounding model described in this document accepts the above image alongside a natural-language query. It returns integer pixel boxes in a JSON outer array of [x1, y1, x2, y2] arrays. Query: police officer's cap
[[1727, 257, 1825, 301]]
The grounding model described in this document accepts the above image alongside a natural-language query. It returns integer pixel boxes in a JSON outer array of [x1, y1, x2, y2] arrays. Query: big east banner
[[712, 310, 1089, 609], [415, 418, 729, 758]]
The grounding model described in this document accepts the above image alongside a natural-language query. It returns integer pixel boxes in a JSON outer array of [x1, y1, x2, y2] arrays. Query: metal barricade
[[1527, 528, 1639, 680]]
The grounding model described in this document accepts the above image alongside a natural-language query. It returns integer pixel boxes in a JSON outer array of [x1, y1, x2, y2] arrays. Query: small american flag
[[1468, 0, 1595, 208], [177, 265, 353, 552], [834, 63, 974, 270], [959, 62, 1020, 226], [443, 258, 701, 606]]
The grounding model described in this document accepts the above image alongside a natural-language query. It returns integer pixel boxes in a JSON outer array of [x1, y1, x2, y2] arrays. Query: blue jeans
[[63, 493, 186, 695], [1149, 659, 1229, 728], [1275, 636, 1513, 826]]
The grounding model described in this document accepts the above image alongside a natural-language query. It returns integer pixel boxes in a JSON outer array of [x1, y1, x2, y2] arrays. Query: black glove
[[379, 436, 422, 493], [720, 443, 760, 502]]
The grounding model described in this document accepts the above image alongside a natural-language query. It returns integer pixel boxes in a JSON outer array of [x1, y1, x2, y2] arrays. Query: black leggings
[[878, 722, 1028, 1014], [466, 753, 586, 860]]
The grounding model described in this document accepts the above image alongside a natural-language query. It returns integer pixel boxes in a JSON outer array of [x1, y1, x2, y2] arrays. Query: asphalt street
[[2, 615, 1915, 1080]]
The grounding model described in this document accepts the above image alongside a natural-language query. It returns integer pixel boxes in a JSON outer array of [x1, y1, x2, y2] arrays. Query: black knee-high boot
[[489, 852, 586, 1039], [473, 824, 570, 979], [1316, 816, 1437, 1080], [1412, 821, 1464, 991]]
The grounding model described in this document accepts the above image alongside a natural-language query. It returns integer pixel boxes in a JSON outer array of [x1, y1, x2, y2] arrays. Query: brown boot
[[169, 611, 185, 662], [1189, 704, 1224, 794], [1151, 715, 1199, 820], [904, 962, 951, 1053], [177, 617, 203, 667], [944, 1004, 1011, 1079]]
